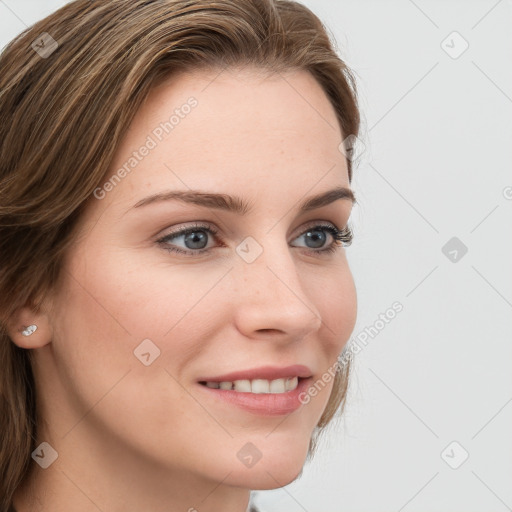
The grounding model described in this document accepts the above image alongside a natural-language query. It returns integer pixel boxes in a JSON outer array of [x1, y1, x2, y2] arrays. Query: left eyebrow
[[129, 186, 356, 215]]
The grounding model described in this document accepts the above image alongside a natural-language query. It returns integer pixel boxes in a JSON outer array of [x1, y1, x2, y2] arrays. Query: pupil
[[185, 231, 208, 249]]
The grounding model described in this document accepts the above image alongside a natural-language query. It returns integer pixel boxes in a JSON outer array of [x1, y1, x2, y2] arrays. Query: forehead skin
[[85, 66, 350, 225]]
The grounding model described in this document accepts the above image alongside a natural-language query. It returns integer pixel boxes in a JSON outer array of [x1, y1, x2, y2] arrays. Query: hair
[[0, 0, 360, 508]]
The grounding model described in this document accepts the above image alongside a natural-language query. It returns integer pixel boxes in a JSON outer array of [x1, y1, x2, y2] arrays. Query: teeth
[[203, 377, 300, 394], [251, 379, 269, 394], [270, 379, 285, 393], [234, 380, 251, 392], [285, 376, 298, 391]]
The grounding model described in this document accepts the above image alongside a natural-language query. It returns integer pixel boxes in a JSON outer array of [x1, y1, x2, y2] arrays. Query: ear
[[5, 300, 53, 349]]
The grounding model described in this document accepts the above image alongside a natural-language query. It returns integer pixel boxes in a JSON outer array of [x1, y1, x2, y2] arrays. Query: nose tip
[[232, 258, 323, 341]]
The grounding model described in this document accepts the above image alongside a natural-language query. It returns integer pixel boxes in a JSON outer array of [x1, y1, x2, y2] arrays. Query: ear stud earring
[[21, 324, 38, 336]]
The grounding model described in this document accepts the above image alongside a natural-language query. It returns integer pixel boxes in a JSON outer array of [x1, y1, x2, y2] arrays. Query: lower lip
[[197, 377, 312, 416]]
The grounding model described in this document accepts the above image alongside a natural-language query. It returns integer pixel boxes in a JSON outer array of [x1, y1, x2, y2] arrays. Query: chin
[[222, 439, 310, 490], [228, 460, 305, 490]]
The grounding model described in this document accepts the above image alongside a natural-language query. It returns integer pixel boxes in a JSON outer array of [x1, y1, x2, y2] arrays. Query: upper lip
[[198, 364, 313, 383]]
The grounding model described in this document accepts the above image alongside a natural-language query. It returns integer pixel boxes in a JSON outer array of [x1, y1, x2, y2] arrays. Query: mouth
[[196, 371, 314, 416], [195, 364, 314, 415], [198, 376, 305, 394]]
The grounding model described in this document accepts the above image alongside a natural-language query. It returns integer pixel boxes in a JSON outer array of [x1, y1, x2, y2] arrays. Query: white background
[[1, 1, 511, 511]]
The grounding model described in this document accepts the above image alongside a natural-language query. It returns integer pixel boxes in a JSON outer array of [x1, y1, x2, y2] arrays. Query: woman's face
[[38, 67, 357, 494]]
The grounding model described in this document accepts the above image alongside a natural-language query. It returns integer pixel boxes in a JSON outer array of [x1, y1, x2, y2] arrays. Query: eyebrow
[[131, 186, 355, 214]]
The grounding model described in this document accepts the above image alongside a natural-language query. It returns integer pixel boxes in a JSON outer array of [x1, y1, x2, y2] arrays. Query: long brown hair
[[0, 0, 360, 508]]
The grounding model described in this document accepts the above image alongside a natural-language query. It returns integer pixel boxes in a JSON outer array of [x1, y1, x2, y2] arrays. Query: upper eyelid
[[156, 219, 345, 241]]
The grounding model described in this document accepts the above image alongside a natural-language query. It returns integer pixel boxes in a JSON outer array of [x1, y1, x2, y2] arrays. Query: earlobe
[[21, 324, 38, 336], [5, 305, 53, 349]]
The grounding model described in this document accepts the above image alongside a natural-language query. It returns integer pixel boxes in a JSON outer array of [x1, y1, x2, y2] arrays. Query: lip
[[197, 364, 313, 383], [197, 375, 313, 416]]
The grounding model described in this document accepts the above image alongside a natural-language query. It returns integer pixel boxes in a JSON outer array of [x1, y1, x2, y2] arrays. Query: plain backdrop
[[1, 1, 511, 511]]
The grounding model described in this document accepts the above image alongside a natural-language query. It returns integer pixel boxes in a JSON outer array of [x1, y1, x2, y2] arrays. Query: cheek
[[291, 261, 356, 417], [49, 247, 228, 454], [307, 260, 357, 357], [51, 243, 230, 393], [61, 239, 225, 339]]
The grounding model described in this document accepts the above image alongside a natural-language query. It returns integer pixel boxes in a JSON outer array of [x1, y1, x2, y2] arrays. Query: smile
[[199, 376, 300, 394], [197, 376, 313, 416]]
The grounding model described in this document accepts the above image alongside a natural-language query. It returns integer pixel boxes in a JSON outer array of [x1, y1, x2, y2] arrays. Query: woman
[[0, 0, 361, 510]]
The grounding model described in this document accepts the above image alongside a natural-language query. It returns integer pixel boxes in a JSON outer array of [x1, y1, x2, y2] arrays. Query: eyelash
[[156, 222, 353, 257]]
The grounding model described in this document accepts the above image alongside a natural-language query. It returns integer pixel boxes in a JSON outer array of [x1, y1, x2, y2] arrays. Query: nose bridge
[[232, 236, 322, 338]]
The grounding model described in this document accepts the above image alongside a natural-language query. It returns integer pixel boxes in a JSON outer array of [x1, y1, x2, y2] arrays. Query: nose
[[231, 239, 323, 342]]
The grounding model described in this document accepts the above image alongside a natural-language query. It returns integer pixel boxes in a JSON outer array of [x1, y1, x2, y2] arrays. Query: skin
[[9, 66, 357, 512]]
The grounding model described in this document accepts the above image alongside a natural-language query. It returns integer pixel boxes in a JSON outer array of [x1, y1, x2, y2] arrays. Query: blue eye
[[156, 222, 353, 257], [157, 223, 217, 256], [291, 224, 353, 254]]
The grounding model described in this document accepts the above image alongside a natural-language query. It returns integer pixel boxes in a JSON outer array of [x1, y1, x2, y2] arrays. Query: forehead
[[99, 66, 350, 213]]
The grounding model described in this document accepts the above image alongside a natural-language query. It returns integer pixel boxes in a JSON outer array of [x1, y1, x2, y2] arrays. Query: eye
[[156, 221, 353, 257], [291, 223, 353, 255], [156, 222, 220, 256]]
